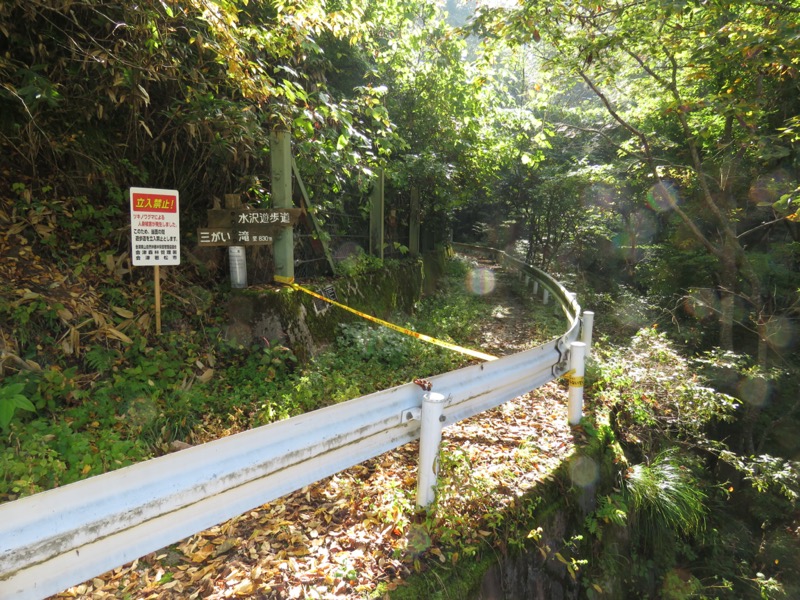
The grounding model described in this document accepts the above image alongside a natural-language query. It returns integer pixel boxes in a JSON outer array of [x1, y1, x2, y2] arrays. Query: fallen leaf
[[112, 306, 135, 319]]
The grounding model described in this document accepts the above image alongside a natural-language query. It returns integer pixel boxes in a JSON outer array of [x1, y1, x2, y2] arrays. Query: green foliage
[[591, 327, 739, 455], [337, 322, 416, 368], [585, 328, 800, 598], [0, 291, 61, 352], [84, 346, 120, 373], [0, 0, 397, 232], [0, 417, 149, 500], [469, 0, 800, 357], [336, 251, 386, 278], [253, 261, 496, 424], [624, 450, 708, 547], [0, 381, 35, 431]]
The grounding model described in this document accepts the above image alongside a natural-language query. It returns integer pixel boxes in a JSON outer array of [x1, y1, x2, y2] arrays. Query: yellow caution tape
[[560, 369, 584, 387], [286, 281, 498, 362], [569, 375, 585, 387], [273, 274, 295, 285]]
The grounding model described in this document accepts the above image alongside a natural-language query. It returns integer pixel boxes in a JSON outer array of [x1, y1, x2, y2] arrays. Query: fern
[[84, 346, 119, 372]]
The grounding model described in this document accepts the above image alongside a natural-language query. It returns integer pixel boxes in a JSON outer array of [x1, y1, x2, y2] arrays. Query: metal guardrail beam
[[0, 245, 582, 600]]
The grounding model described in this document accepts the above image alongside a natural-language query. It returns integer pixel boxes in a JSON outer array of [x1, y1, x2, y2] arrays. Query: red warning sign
[[130, 187, 180, 266]]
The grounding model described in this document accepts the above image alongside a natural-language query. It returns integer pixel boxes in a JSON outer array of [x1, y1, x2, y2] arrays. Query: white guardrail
[[0, 244, 592, 599]]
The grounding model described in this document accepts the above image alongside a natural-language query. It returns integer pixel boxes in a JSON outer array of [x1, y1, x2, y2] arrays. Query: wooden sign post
[[130, 187, 180, 335], [197, 204, 301, 287], [270, 130, 295, 283]]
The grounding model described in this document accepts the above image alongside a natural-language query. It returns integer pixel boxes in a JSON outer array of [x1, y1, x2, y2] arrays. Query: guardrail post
[[568, 342, 586, 425], [582, 311, 595, 359], [543, 288, 550, 305], [416, 392, 446, 508], [533, 281, 539, 295]]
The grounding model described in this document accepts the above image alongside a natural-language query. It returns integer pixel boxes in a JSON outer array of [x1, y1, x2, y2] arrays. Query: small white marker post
[[582, 311, 595, 359], [130, 187, 180, 335], [568, 342, 587, 426], [416, 391, 446, 508]]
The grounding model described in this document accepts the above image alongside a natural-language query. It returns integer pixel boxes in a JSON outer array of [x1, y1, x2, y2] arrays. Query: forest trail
[[51, 258, 578, 600], [465, 256, 559, 357]]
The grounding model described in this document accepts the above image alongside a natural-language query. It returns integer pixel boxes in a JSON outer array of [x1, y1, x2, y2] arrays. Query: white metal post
[[533, 281, 539, 294], [543, 288, 550, 305], [568, 342, 586, 425], [582, 311, 595, 359], [416, 392, 446, 508], [228, 246, 247, 288]]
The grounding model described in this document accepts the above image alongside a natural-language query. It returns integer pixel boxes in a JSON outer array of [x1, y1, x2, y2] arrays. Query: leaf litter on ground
[[52, 384, 576, 600], [50, 259, 579, 599]]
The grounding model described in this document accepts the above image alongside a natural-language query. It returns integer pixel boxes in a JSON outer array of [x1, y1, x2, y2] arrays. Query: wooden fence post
[[409, 186, 420, 257], [369, 168, 385, 259]]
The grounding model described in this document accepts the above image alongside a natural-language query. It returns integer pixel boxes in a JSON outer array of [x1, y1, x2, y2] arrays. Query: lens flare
[[629, 210, 658, 243], [584, 182, 617, 210], [738, 376, 771, 408], [684, 289, 719, 320], [466, 268, 496, 295], [749, 169, 793, 205], [613, 296, 650, 330], [406, 523, 432, 556], [570, 455, 599, 488], [765, 315, 796, 350], [126, 396, 158, 428], [334, 241, 362, 261], [647, 181, 680, 213]]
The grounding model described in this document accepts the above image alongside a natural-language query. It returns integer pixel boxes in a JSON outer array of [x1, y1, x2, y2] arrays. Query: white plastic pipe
[[228, 246, 247, 288], [582, 311, 595, 359], [416, 392, 446, 507], [568, 342, 586, 426]]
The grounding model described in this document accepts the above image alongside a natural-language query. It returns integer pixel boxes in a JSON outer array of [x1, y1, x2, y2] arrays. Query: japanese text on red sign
[[130, 187, 180, 266]]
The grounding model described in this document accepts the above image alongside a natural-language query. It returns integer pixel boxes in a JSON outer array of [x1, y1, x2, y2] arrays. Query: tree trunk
[[718, 252, 737, 351], [719, 291, 735, 351]]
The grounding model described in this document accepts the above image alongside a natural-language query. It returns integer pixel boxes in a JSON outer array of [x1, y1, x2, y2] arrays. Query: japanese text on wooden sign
[[130, 187, 180, 266], [197, 208, 302, 247], [312, 285, 338, 316]]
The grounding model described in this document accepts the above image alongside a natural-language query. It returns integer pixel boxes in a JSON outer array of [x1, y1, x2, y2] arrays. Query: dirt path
[[53, 259, 577, 600], [458, 254, 561, 356]]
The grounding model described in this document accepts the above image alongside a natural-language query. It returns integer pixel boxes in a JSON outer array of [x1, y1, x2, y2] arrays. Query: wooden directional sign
[[198, 208, 302, 247], [198, 227, 275, 247]]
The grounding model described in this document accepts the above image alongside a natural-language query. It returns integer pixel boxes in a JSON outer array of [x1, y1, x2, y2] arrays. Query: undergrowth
[[0, 256, 535, 502], [583, 328, 800, 599]]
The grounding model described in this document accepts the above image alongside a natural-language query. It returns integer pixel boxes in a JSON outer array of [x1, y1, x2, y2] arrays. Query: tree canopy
[[2, 2, 800, 597], [2, 0, 798, 356]]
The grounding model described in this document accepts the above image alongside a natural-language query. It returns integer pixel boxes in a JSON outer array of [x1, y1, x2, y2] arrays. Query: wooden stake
[[154, 265, 162, 335]]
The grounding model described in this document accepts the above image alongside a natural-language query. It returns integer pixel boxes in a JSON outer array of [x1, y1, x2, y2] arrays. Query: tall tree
[[472, 0, 800, 361], [0, 0, 393, 221]]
